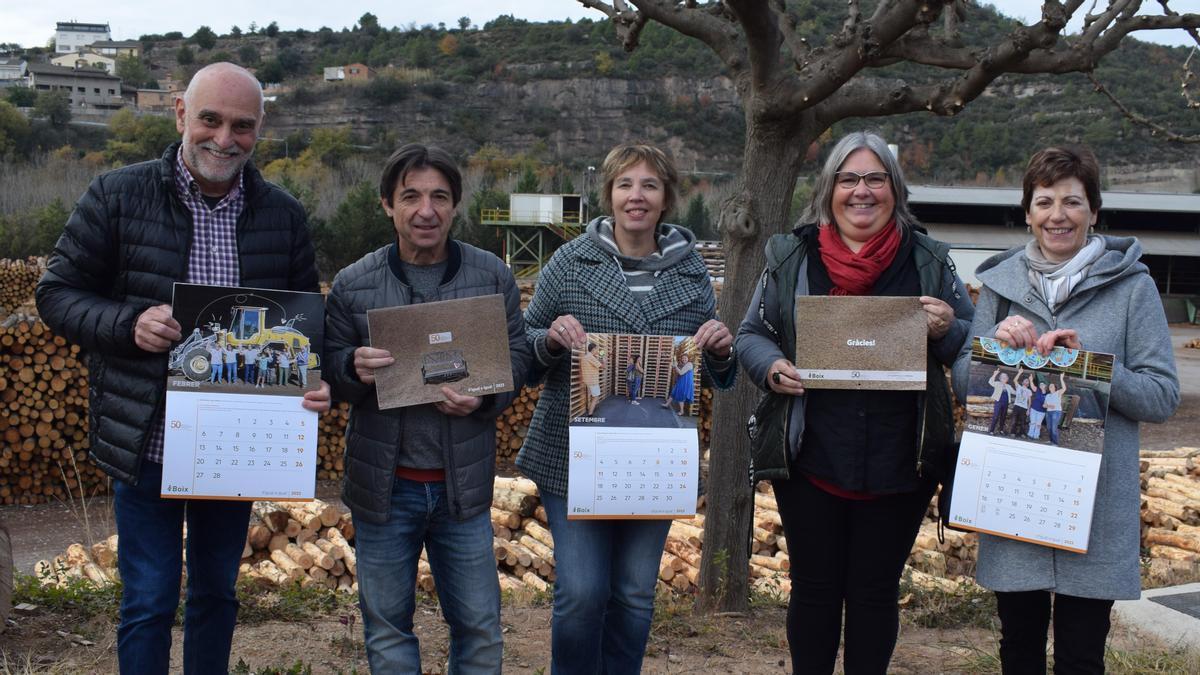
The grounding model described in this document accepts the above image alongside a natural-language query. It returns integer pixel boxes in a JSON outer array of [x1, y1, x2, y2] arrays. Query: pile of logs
[[694, 241, 726, 282], [28, 478, 989, 599], [0, 257, 45, 315], [240, 499, 358, 592], [1139, 447, 1200, 583], [495, 386, 541, 460], [316, 403, 350, 480], [0, 318, 98, 505], [33, 535, 120, 588]]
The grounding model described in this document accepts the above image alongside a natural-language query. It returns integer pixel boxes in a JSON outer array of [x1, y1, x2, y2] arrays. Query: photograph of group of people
[[963, 340, 1114, 455], [199, 342, 313, 389], [32, 55, 1182, 675], [166, 284, 324, 397], [571, 333, 702, 429]]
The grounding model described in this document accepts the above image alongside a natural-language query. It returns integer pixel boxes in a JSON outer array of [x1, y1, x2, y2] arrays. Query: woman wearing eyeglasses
[[735, 131, 974, 674]]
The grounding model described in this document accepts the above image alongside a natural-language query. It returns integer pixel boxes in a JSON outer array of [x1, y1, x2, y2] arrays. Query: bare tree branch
[[843, 0, 862, 35], [1086, 72, 1200, 142], [724, 0, 784, 87], [578, 1, 749, 74], [1158, 0, 1200, 45], [576, 0, 648, 51], [768, 0, 809, 60]]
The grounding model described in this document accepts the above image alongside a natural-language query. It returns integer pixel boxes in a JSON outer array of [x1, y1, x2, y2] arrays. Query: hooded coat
[[952, 236, 1179, 600]]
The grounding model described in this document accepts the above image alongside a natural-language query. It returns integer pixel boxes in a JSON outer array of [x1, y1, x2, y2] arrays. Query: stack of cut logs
[[494, 386, 542, 460], [0, 317, 98, 505], [32, 478, 991, 597], [33, 535, 120, 588], [316, 402, 350, 480], [694, 241, 726, 282], [240, 499, 358, 592], [1139, 447, 1200, 584], [0, 257, 45, 315]]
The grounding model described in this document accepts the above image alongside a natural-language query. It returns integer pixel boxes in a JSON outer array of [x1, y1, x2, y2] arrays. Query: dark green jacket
[[735, 227, 974, 484]]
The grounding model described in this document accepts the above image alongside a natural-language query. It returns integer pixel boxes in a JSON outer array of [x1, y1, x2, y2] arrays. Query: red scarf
[[817, 220, 902, 296]]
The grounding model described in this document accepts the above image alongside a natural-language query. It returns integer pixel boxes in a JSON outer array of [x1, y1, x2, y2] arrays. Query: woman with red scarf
[[735, 131, 974, 674]]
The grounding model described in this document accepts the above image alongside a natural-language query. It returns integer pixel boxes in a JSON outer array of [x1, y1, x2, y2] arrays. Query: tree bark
[[698, 110, 815, 612]]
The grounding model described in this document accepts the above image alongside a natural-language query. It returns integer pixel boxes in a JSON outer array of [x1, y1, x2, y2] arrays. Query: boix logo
[[846, 339, 876, 347]]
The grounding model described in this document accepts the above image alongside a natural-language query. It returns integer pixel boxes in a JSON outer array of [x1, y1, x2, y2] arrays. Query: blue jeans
[[1047, 410, 1063, 444], [540, 491, 671, 675], [355, 478, 502, 674], [113, 460, 251, 674]]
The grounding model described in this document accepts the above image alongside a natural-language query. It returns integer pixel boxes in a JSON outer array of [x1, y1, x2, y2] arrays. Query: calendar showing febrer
[[161, 392, 317, 500], [948, 337, 1115, 553], [160, 283, 325, 500]]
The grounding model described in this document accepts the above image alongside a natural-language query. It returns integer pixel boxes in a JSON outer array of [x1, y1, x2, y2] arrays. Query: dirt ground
[[0, 597, 989, 674], [4, 593, 1195, 674]]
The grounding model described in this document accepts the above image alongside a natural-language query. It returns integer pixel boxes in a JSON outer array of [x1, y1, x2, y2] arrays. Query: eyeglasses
[[835, 171, 889, 189]]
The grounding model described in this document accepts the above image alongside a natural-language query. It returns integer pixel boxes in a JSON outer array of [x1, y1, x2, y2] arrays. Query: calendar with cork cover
[[948, 337, 1114, 553], [566, 333, 702, 519], [160, 283, 325, 501]]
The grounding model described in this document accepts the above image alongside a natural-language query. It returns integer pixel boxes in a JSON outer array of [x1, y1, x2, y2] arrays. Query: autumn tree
[[576, 0, 1200, 612]]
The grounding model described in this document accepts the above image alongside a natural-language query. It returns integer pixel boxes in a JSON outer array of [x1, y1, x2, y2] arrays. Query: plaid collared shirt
[[144, 149, 245, 463]]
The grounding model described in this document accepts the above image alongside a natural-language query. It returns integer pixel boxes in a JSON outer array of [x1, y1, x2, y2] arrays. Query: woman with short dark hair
[[736, 130, 974, 673], [953, 145, 1179, 673]]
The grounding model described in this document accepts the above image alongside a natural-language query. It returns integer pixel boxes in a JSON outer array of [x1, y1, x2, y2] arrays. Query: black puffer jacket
[[36, 142, 319, 485]]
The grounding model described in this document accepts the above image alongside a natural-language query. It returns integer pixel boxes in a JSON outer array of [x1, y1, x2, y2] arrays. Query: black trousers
[[773, 474, 936, 675], [1007, 406, 1030, 437], [995, 590, 1114, 675]]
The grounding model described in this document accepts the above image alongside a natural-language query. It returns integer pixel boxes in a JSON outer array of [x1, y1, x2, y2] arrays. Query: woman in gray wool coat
[[952, 146, 1179, 673], [518, 143, 736, 674]]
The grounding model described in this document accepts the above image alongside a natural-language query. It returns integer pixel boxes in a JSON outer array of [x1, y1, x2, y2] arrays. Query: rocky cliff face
[[266, 75, 745, 170]]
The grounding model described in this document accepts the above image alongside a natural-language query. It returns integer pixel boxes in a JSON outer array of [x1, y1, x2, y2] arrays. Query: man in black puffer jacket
[[36, 63, 329, 675]]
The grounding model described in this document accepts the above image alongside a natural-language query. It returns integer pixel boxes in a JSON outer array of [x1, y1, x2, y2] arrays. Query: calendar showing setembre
[[162, 392, 317, 500], [568, 428, 698, 518], [948, 337, 1114, 553], [160, 283, 325, 500], [566, 332, 705, 519]]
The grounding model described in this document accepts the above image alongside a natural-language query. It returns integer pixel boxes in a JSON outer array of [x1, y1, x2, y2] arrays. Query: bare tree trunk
[[698, 115, 816, 612]]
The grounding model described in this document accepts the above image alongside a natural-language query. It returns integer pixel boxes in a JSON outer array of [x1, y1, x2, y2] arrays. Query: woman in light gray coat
[[952, 146, 1179, 673]]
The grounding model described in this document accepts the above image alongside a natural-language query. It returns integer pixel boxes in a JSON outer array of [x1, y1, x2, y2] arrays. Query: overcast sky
[[2, 1, 1194, 49]]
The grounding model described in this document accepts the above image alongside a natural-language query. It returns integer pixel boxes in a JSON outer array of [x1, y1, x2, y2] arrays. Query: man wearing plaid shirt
[[37, 62, 329, 674]]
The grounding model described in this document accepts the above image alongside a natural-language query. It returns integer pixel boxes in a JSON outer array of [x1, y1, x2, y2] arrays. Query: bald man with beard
[[37, 63, 330, 674]]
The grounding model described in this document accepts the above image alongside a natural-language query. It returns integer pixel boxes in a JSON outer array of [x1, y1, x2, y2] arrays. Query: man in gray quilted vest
[[323, 144, 529, 673]]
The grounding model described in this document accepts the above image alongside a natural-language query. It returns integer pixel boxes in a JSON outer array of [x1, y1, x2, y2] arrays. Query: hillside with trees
[[2, 2, 1198, 272]]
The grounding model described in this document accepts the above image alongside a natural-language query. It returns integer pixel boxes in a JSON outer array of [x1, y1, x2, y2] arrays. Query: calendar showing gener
[[949, 337, 1115, 553], [566, 333, 704, 519], [160, 283, 325, 500]]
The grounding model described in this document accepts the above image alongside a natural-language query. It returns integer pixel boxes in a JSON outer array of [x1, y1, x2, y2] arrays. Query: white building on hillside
[[55, 22, 111, 54]]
